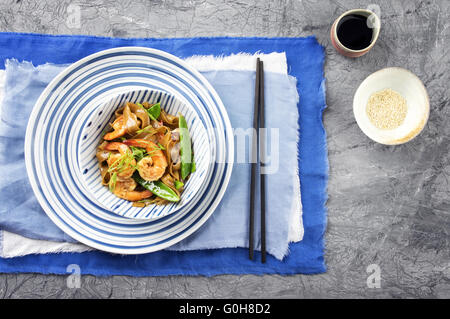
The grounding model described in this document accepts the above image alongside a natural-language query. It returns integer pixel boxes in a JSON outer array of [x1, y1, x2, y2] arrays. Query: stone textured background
[[0, 0, 449, 298]]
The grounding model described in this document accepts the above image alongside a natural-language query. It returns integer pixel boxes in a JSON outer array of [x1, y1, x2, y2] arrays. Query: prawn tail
[[128, 190, 153, 201]]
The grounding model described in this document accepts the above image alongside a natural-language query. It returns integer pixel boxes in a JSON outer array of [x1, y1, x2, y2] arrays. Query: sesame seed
[[366, 88, 408, 130]]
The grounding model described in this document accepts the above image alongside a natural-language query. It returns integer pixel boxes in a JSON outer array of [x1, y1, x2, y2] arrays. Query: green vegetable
[[133, 173, 180, 202], [136, 102, 160, 121], [179, 114, 192, 180], [135, 125, 154, 135], [191, 154, 196, 173], [174, 180, 184, 190], [109, 172, 118, 192], [107, 150, 135, 174], [143, 102, 161, 121]]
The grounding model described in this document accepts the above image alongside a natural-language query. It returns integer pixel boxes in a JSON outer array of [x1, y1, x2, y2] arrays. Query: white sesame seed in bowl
[[353, 67, 429, 145]]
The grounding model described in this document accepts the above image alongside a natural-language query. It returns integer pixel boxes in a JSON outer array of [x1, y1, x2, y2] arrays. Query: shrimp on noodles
[[95, 101, 194, 206]]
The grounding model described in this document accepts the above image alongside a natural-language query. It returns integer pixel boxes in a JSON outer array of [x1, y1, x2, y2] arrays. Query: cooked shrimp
[[104, 142, 136, 179], [104, 116, 127, 140], [123, 139, 168, 181], [112, 178, 152, 201], [135, 157, 164, 182]]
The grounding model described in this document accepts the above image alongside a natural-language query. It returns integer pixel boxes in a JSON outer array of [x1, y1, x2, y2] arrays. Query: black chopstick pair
[[249, 58, 266, 263]]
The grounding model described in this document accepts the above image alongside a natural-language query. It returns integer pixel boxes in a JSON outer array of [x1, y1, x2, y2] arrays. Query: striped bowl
[[24, 47, 234, 254], [78, 89, 212, 220]]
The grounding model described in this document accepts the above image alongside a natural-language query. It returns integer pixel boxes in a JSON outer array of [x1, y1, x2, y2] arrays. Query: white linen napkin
[[0, 52, 303, 258]]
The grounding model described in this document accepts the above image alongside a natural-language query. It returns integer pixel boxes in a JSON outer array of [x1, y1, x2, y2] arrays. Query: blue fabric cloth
[[0, 33, 327, 276], [0, 60, 300, 260]]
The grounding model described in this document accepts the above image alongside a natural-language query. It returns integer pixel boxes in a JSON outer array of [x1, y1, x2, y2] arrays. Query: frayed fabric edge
[[0, 230, 92, 258], [184, 52, 288, 74]]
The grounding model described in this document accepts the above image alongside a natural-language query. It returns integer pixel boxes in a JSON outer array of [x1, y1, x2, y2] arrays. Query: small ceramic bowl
[[330, 8, 381, 58], [77, 89, 212, 220], [353, 67, 429, 145]]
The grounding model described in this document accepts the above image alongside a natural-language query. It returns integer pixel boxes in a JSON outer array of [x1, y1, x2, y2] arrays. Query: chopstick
[[249, 58, 266, 263], [249, 58, 260, 260], [259, 61, 266, 263]]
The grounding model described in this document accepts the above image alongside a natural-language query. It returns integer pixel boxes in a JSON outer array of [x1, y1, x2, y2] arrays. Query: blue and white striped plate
[[24, 47, 234, 254], [79, 89, 211, 220]]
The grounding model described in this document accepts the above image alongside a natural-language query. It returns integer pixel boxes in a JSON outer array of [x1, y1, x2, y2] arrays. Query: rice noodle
[[96, 101, 190, 206]]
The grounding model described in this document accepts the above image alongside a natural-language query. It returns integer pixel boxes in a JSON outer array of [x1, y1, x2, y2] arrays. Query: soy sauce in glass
[[337, 14, 373, 50]]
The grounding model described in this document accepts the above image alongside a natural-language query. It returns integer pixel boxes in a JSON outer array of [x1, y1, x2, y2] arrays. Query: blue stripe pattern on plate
[[24, 47, 234, 254]]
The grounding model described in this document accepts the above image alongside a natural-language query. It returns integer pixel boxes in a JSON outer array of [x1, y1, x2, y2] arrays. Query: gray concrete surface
[[0, 0, 449, 298]]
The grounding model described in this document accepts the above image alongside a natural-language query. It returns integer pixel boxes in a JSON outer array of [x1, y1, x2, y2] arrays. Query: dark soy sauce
[[337, 14, 373, 50]]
